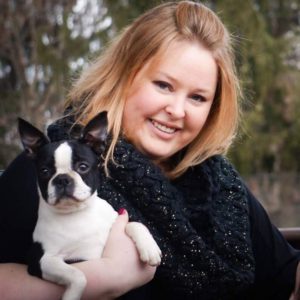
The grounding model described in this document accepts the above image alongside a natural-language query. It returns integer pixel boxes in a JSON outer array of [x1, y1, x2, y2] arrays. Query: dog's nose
[[53, 174, 73, 189], [52, 174, 75, 201]]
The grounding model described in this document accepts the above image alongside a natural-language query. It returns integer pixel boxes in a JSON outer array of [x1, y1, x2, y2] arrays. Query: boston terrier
[[18, 112, 161, 300]]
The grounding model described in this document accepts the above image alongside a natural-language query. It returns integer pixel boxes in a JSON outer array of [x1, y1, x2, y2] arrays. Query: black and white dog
[[18, 112, 161, 300]]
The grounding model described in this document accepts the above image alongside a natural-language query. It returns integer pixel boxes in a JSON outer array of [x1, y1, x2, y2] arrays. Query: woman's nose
[[165, 96, 186, 119]]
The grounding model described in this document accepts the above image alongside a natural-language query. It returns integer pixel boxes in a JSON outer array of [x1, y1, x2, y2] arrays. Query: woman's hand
[[102, 210, 156, 288], [74, 209, 158, 299]]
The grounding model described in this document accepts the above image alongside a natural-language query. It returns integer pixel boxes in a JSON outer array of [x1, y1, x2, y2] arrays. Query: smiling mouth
[[151, 120, 177, 134]]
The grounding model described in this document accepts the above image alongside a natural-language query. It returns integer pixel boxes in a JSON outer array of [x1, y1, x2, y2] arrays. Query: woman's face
[[122, 40, 218, 163]]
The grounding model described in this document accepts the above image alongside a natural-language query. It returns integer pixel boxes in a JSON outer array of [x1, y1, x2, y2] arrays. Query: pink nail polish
[[118, 208, 126, 215]]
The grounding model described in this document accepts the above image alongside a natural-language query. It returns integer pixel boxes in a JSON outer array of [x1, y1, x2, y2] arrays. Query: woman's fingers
[[102, 208, 157, 292]]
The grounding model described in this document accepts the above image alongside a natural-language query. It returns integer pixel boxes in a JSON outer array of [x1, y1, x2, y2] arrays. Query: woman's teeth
[[152, 120, 176, 134]]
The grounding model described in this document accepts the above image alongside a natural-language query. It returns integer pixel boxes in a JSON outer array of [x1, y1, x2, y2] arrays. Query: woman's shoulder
[[183, 155, 250, 218], [191, 154, 243, 188], [202, 154, 238, 173], [177, 154, 248, 212]]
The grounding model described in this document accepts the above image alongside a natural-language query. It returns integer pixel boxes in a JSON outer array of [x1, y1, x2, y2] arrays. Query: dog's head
[[18, 112, 108, 213]]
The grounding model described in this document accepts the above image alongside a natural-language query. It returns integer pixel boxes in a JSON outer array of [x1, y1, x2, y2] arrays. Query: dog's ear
[[18, 118, 49, 158], [81, 111, 108, 155]]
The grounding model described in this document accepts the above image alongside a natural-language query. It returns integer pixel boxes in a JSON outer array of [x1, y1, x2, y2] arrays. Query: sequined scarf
[[48, 121, 255, 299]]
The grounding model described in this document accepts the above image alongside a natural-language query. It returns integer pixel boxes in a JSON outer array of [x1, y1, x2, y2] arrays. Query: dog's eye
[[40, 167, 50, 177], [77, 162, 90, 174]]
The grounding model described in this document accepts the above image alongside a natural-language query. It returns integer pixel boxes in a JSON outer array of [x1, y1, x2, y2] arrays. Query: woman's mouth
[[151, 120, 177, 134]]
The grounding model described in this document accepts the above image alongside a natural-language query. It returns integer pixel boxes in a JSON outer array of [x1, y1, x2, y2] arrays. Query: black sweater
[[0, 139, 299, 299]]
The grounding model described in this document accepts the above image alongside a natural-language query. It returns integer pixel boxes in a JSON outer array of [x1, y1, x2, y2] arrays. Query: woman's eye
[[77, 162, 90, 174], [190, 94, 206, 103], [153, 80, 172, 91]]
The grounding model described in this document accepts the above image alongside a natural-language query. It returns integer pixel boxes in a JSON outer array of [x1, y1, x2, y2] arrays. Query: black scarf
[[48, 119, 255, 299]]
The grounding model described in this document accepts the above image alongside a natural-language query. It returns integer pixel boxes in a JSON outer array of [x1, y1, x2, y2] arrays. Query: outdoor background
[[1, 0, 300, 227]]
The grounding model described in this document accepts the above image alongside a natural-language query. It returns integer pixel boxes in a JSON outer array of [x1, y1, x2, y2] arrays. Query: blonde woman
[[1, 1, 299, 299]]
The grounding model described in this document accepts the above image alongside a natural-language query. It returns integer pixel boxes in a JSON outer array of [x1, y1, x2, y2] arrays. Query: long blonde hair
[[67, 1, 241, 178]]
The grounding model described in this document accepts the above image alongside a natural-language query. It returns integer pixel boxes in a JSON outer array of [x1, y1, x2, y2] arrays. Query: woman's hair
[[67, 1, 241, 178]]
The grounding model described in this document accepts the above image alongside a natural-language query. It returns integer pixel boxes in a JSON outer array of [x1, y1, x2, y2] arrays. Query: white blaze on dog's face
[[36, 141, 99, 213]]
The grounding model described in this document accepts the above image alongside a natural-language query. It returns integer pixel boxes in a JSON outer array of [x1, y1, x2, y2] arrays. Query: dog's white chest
[[34, 195, 118, 260]]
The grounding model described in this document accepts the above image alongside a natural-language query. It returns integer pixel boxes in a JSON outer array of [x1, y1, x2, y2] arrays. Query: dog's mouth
[[50, 197, 87, 213], [56, 194, 80, 203]]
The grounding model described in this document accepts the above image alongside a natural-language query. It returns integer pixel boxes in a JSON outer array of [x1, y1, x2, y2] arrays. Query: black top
[[0, 150, 299, 299]]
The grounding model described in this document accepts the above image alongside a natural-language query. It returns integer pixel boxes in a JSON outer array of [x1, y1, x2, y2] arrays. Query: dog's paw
[[138, 238, 162, 266], [62, 274, 86, 300], [125, 222, 162, 266]]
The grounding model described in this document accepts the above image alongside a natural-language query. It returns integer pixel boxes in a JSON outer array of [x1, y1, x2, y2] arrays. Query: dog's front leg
[[125, 222, 162, 266], [40, 254, 87, 300]]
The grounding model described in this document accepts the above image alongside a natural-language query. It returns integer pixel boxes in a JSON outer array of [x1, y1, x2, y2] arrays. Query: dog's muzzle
[[52, 174, 75, 200]]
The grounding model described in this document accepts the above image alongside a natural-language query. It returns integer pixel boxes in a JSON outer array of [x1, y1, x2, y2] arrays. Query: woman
[[0, 1, 299, 299]]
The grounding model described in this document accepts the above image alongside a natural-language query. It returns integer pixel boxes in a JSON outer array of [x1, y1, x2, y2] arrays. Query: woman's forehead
[[132, 40, 218, 94]]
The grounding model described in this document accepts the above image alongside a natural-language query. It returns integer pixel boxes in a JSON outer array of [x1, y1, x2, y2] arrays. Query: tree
[[213, 0, 300, 174], [0, 0, 111, 167]]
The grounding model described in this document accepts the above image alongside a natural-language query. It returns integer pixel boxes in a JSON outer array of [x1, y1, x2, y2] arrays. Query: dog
[[18, 111, 161, 300]]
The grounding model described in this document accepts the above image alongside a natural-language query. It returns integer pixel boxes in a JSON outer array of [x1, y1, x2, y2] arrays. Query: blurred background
[[0, 0, 300, 227]]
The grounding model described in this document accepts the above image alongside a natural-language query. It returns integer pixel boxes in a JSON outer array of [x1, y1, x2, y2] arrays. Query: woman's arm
[[0, 263, 64, 300], [247, 186, 300, 299], [290, 262, 300, 300], [0, 153, 39, 263], [0, 211, 157, 300]]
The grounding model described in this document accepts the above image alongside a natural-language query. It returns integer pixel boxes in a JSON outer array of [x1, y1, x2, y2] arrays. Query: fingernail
[[118, 208, 126, 215]]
